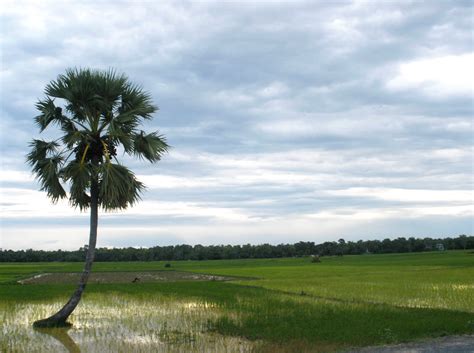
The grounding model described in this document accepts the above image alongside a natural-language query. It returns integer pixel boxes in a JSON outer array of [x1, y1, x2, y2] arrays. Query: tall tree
[[27, 68, 169, 327]]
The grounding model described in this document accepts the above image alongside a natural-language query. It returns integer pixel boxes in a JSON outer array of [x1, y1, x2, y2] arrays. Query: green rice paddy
[[1, 251, 473, 352]]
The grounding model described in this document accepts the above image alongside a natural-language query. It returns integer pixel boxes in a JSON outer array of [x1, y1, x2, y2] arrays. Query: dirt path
[[345, 335, 474, 353]]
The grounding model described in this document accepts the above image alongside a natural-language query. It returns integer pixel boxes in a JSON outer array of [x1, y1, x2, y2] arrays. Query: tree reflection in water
[[34, 327, 80, 353]]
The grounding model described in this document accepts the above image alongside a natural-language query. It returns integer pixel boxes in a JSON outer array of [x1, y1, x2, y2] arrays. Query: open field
[[1, 251, 473, 352]]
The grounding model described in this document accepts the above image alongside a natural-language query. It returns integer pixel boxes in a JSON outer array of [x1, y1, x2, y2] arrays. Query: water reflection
[[34, 327, 81, 353], [1, 295, 257, 353]]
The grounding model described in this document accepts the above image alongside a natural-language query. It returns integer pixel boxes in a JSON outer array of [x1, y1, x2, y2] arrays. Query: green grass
[[1, 251, 473, 352]]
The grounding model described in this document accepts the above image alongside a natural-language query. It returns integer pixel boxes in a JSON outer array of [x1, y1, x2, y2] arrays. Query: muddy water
[[1, 294, 256, 353]]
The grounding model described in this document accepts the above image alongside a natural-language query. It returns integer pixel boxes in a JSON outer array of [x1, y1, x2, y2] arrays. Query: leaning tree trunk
[[33, 180, 99, 328]]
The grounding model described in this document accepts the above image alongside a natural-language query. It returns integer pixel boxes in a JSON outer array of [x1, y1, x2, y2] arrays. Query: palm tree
[[27, 68, 169, 327]]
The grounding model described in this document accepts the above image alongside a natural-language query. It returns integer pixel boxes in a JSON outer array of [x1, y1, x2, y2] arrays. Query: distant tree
[[2, 235, 474, 263], [27, 68, 168, 327], [337, 238, 346, 255], [457, 235, 468, 250]]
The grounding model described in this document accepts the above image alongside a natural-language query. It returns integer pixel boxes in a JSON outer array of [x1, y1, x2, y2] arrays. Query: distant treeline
[[1, 235, 473, 262]]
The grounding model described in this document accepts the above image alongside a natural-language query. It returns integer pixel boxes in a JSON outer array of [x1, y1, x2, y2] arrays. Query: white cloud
[[0, 188, 86, 218], [387, 54, 474, 97], [0, 187, 250, 222], [0, 170, 33, 183], [120, 200, 250, 222], [305, 204, 473, 220], [328, 188, 473, 204], [0, 227, 90, 250]]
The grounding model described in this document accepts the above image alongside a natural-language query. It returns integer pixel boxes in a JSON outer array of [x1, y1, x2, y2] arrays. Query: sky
[[0, 0, 473, 250]]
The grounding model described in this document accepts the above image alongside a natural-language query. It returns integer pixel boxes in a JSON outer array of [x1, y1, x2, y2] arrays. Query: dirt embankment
[[18, 271, 235, 284]]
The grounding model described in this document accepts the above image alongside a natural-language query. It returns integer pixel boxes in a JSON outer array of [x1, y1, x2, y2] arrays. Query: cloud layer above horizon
[[1, 0, 472, 250]]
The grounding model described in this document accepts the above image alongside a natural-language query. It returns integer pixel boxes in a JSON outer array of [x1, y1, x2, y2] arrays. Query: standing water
[[1, 293, 256, 353]]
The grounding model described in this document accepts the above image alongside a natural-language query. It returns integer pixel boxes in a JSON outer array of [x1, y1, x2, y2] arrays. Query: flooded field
[[1, 293, 257, 353]]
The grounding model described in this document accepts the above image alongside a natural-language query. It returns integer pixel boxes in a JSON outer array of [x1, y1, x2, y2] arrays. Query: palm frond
[[132, 131, 169, 162], [61, 124, 82, 149], [98, 163, 144, 210], [27, 139, 60, 164], [34, 98, 64, 132], [120, 82, 157, 120], [46, 68, 102, 129], [29, 155, 66, 203], [97, 69, 127, 108], [106, 115, 140, 153], [62, 160, 92, 210], [98, 83, 157, 134], [96, 69, 128, 130], [27, 140, 66, 202]]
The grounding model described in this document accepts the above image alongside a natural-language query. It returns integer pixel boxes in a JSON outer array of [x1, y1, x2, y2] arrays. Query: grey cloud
[[1, 0, 472, 249]]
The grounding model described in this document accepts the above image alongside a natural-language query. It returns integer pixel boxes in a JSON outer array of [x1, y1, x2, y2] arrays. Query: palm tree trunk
[[33, 180, 99, 328]]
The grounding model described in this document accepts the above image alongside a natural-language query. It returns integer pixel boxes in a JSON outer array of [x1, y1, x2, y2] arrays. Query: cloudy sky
[[1, 0, 472, 250]]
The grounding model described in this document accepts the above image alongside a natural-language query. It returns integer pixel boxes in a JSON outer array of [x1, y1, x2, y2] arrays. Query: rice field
[[2, 293, 255, 353], [1, 251, 473, 352]]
